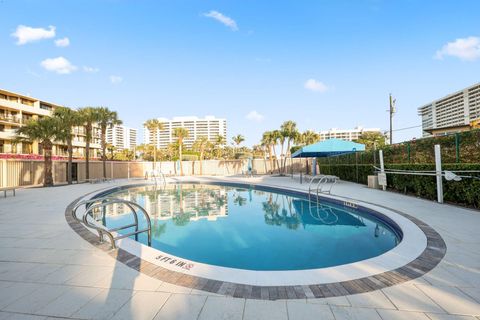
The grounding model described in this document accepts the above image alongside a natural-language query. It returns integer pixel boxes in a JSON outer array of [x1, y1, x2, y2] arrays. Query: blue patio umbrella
[[291, 139, 365, 158]]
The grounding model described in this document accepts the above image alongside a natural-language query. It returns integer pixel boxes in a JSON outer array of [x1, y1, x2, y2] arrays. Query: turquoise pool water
[[98, 183, 400, 271]]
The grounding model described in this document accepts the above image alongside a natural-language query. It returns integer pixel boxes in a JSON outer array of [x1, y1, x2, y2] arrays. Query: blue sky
[[1, 0, 479, 146]]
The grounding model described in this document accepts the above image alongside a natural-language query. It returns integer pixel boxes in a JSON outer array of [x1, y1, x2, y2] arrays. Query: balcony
[[0, 115, 22, 125]]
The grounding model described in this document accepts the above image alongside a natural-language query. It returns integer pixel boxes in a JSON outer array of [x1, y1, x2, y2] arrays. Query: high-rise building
[[418, 83, 480, 137], [144, 116, 227, 149], [107, 125, 137, 150], [0, 88, 101, 157], [318, 126, 383, 142]]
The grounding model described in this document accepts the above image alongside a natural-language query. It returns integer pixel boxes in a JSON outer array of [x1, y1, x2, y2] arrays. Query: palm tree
[[280, 121, 298, 174], [96, 107, 122, 178], [214, 135, 226, 159], [193, 136, 211, 175], [232, 134, 245, 155], [144, 119, 165, 171], [78, 107, 100, 180], [296, 130, 320, 174], [53, 107, 81, 184], [106, 143, 116, 160], [261, 131, 275, 174], [173, 127, 189, 176], [272, 130, 282, 173], [14, 118, 62, 187]]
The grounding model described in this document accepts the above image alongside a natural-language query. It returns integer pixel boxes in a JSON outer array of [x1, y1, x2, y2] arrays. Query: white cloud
[[435, 36, 480, 61], [83, 66, 99, 73], [246, 110, 264, 122], [11, 25, 56, 45], [55, 37, 70, 47], [304, 79, 329, 93], [203, 10, 238, 31], [110, 75, 123, 84], [40, 57, 77, 74]]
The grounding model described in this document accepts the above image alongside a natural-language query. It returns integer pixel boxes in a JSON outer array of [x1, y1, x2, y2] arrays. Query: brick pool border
[[65, 183, 446, 300]]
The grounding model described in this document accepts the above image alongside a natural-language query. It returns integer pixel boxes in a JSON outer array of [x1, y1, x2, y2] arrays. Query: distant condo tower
[[144, 116, 227, 149], [318, 126, 383, 142], [418, 83, 480, 137], [107, 125, 137, 151]]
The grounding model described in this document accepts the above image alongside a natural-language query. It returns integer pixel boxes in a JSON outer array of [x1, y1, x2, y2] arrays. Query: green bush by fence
[[319, 129, 480, 166], [317, 130, 480, 208], [318, 163, 480, 207]]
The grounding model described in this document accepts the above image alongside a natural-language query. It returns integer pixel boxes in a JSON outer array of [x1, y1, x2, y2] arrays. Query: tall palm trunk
[[101, 125, 107, 179], [272, 143, 281, 174], [153, 145, 157, 171], [284, 138, 291, 175], [85, 123, 91, 180], [268, 145, 274, 174], [199, 148, 204, 175], [67, 138, 73, 184], [43, 141, 54, 187], [179, 140, 184, 176], [280, 141, 285, 174]]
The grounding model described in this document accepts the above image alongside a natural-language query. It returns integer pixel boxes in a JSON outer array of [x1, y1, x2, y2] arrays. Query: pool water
[[98, 183, 400, 271]]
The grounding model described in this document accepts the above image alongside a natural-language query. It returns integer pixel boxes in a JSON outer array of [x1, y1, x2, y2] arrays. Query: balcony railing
[[0, 115, 22, 124]]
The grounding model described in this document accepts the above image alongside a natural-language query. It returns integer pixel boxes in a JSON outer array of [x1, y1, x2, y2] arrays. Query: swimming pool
[[95, 183, 401, 271]]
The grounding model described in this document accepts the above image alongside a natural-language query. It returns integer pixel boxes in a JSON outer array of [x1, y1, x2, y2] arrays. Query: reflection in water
[[101, 184, 400, 271]]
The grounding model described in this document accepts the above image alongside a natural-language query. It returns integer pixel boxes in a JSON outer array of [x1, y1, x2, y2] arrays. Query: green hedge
[[319, 163, 480, 208], [318, 129, 480, 165]]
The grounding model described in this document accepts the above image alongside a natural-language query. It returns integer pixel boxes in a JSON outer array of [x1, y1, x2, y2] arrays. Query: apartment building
[[418, 83, 480, 137], [107, 125, 137, 151], [318, 126, 383, 142], [0, 88, 101, 157], [144, 116, 227, 149]]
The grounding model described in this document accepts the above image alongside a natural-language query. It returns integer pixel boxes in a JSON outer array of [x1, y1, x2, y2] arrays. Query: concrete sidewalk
[[0, 176, 479, 320]]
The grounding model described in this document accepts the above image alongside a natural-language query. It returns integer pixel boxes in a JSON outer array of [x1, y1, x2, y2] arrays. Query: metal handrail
[[308, 175, 325, 192], [72, 197, 152, 249], [313, 175, 338, 195], [146, 170, 167, 188]]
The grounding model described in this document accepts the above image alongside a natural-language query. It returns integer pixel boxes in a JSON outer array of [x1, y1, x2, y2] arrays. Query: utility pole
[[389, 94, 396, 145]]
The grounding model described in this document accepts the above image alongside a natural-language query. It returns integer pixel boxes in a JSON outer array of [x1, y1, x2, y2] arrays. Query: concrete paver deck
[[0, 176, 479, 319]]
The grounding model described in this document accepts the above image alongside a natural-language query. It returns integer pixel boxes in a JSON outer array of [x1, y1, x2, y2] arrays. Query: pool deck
[[0, 176, 479, 320]]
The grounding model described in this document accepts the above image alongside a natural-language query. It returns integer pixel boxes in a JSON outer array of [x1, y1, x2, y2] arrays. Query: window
[[21, 99, 34, 106], [40, 104, 53, 111]]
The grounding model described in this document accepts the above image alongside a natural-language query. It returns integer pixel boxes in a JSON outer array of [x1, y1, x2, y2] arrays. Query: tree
[[106, 143, 116, 160], [78, 107, 100, 180], [144, 119, 165, 171], [271, 130, 282, 173], [96, 107, 122, 179], [300, 130, 320, 146], [173, 127, 189, 176], [355, 132, 386, 151], [15, 118, 62, 187], [261, 131, 275, 174], [53, 107, 81, 184], [192, 136, 212, 175], [214, 135, 226, 159], [280, 120, 298, 174], [232, 134, 245, 156]]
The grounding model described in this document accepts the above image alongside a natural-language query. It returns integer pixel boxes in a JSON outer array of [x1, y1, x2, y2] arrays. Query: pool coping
[[65, 179, 446, 300]]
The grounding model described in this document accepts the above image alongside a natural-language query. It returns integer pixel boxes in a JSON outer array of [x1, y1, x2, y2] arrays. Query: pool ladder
[[308, 175, 339, 196], [146, 171, 167, 188], [72, 197, 152, 249]]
